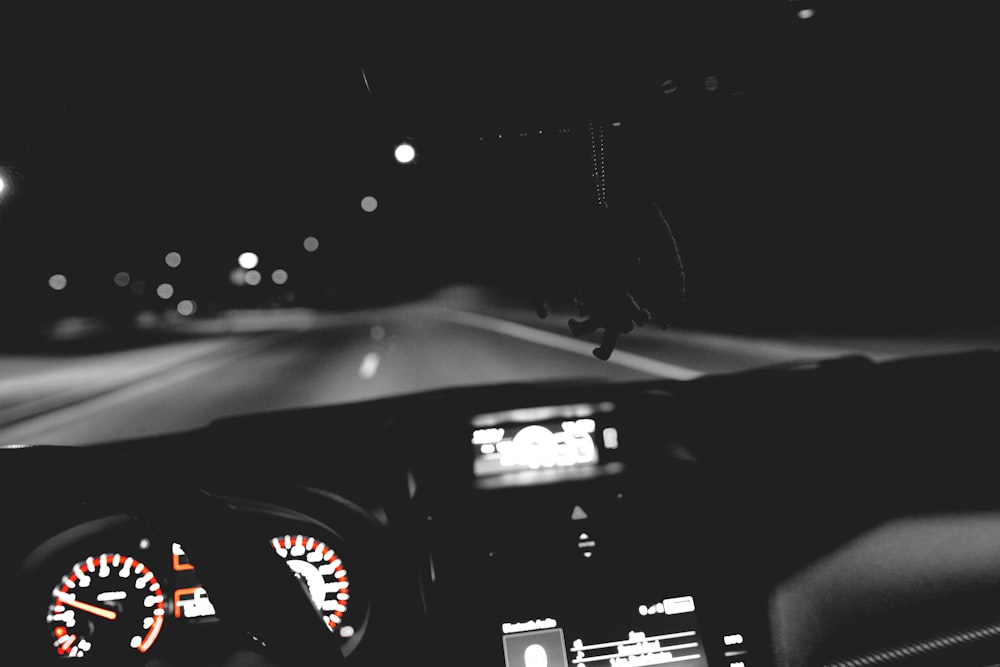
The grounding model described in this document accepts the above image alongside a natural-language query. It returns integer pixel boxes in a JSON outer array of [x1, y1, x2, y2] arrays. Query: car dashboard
[[3, 349, 1000, 667]]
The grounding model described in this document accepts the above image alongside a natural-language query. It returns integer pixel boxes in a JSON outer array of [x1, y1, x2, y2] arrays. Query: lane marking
[[358, 352, 380, 379], [435, 309, 702, 380]]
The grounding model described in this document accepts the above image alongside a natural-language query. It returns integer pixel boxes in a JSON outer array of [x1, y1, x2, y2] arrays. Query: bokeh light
[[271, 269, 288, 285], [114, 271, 131, 287], [361, 195, 378, 212], [177, 300, 196, 316], [394, 143, 416, 164], [48, 274, 67, 291], [245, 270, 262, 286], [165, 252, 182, 268], [238, 252, 259, 270], [303, 236, 319, 252], [157, 283, 174, 299]]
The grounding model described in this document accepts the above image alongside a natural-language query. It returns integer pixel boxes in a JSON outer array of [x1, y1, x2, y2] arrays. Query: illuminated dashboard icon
[[170, 543, 217, 620], [46, 553, 165, 659], [525, 643, 548, 667], [270, 534, 351, 633], [174, 586, 216, 619], [501, 627, 568, 667]]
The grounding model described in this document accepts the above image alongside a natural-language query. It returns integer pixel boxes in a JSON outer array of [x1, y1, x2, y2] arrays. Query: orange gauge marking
[[173, 552, 194, 571], [56, 634, 78, 655], [138, 615, 163, 653]]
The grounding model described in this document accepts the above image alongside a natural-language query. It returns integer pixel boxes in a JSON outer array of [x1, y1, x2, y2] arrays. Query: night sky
[[2, 4, 998, 332]]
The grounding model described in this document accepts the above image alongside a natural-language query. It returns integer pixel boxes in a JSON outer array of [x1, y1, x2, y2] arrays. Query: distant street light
[[394, 143, 416, 164], [238, 252, 259, 270]]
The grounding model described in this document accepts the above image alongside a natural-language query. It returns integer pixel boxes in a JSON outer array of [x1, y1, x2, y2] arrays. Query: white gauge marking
[[321, 600, 346, 612], [97, 591, 127, 602], [49, 611, 76, 627]]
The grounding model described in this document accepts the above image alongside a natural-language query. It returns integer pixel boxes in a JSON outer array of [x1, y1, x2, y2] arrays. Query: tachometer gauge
[[270, 534, 351, 634], [46, 553, 165, 658]]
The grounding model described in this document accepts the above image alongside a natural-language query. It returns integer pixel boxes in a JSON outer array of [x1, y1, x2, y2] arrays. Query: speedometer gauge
[[271, 534, 351, 634], [46, 553, 165, 658]]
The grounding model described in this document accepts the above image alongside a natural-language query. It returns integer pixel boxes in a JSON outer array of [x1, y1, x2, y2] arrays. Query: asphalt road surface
[[1, 287, 996, 447]]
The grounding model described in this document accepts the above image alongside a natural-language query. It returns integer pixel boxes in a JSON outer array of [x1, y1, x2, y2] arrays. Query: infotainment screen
[[500, 595, 710, 667], [471, 403, 619, 480]]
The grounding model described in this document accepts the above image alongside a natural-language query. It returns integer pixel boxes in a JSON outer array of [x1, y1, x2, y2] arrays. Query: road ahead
[[1, 288, 996, 447]]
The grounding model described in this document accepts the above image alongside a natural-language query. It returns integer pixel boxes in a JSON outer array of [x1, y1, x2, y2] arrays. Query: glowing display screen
[[471, 403, 617, 479], [500, 595, 710, 667]]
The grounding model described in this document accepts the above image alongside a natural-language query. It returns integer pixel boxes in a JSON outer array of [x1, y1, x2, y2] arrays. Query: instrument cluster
[[16, 514, 364, 663]]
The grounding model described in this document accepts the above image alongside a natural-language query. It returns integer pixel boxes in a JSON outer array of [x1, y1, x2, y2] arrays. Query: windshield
[[1, 6, 997, 446]]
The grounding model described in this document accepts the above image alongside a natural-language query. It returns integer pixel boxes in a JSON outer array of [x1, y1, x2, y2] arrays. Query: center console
[[418, 400, 772, 667]]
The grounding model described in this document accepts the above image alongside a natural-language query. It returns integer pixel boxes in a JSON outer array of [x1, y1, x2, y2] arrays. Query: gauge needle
[[58, 595, 118, 621]]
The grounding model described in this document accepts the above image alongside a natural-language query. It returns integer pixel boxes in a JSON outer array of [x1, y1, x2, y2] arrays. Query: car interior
[[2, 3, 999, 666]]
